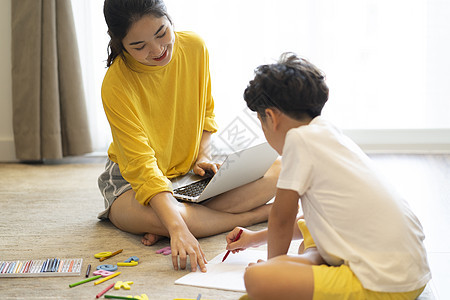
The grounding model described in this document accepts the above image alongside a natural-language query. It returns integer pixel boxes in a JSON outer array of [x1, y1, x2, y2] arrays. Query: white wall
[[0, 0, 15, 162], [2, 1, 450, 162]]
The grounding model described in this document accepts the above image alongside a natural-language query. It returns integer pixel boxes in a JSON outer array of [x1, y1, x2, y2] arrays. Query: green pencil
[[104, 295, 139, 300], [69, 275, 102, 287]]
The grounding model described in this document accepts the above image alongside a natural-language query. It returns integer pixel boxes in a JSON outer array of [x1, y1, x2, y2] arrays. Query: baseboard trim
[[345, 129, 450, 153], [1, 129, 450, 162]]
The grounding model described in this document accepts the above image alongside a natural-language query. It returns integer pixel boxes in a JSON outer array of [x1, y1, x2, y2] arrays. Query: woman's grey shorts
[[97, 158, 133, 219]]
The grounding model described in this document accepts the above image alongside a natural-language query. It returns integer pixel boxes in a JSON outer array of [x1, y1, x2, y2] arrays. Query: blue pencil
[[51, 258, 57, 272], [41, 259, 48, 272], [2, 262, 8, 273], [54, 259, 60, 272], [47, 259, 53, 272], [46, 259, 52, 272], [6, 262, 13, 273], [5, 262, 11, 273], [8, 262, 16, 273]]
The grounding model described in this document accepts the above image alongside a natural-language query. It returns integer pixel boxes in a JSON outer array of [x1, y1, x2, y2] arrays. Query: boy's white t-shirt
[[277, 116, 431, 292]]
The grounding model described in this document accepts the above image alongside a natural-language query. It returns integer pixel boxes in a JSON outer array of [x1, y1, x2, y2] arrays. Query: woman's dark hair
[[244, 52, 329, 121], [103, 0, 172, 67]]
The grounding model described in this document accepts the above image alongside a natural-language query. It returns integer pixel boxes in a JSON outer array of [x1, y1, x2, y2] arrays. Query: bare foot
[[141, 233, 163, 246]]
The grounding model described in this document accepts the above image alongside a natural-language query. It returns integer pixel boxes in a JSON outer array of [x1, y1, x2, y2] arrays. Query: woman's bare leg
[[109, 189, 271, 245], [203, 158, 281, 213]]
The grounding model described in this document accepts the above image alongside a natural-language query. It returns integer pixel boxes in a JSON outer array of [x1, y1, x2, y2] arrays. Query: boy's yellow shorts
[[298, 220, 426, 300]]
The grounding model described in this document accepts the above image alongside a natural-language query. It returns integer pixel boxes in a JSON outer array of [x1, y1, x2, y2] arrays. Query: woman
[[98, 0, 279, 273]]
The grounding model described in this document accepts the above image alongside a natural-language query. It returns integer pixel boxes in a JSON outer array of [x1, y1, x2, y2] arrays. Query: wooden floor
[[0, 154, 448, 299]]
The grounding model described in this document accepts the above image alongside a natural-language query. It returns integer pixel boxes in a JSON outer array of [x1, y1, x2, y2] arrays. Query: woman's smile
[[152, 48, 168, 61]]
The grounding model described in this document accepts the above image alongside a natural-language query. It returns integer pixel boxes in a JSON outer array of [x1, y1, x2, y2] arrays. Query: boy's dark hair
[[103, 0, 172, 67], [244, 52, 329, 121]]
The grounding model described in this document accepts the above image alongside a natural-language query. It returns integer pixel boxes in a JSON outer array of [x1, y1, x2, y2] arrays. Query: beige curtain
[[11, 0, 92, 161]]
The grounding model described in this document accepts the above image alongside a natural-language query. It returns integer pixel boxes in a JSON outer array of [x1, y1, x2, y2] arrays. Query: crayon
[[57, 259, 63, 273], [104, 295, 139, 300], [96, 283, 114, 298], [99, 249, 123, 262], [94, 271, 121, 285], [16, 262, 22, 273], [54, 259, 60, 273], [40, 259, 47, 272], [68, 259, 74, 272], [69, 275, 102, 288], [86, 264, 91, 277], [9, 261, 17, 273]]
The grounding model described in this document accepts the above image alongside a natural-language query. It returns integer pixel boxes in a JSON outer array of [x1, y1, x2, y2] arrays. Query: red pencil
[[96, 283, 114, 298], [222, 229, 243, 262]]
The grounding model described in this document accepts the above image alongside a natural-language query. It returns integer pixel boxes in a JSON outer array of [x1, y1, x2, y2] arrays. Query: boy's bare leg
[[244, 245, 325, 300], [244, 254, 315, 300], [203, 158, 281, 213], [109, 189, 272, 245]]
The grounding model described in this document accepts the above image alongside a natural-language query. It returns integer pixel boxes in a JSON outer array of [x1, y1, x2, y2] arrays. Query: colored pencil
[[104, 295, 139, 300], [74, 259, 82, 272], [69, 275, 102, 288], [94, 271, 121, 285], [3, 262, 10, 273], [9, 261, 17, 273], [46, 259, 53, 272], [57, 259, 63, 272], [51, 258, 57, 272], [16, 262, 22, 273], [222, 229, 243, 262], [54, 259, 60, 272], [99, 249, 123, 262], [40, 259, 47, 272], [68, 259, 74, 272], [30, 261, 37, 273], [96, 283, 114, 298], [22, 261, 29, 273], [86, 264, 91, 277], [28, 260, 36, 273]]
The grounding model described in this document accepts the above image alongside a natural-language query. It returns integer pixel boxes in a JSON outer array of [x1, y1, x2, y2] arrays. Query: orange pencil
[[99, 249, 123, 262], [68, 260, 74, 272]]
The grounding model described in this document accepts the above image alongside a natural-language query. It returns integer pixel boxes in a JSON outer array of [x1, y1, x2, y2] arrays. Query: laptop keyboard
[[173, 177, 212, 198]]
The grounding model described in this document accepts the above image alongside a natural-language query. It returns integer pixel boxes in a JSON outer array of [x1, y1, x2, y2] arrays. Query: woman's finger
[[178, 249, 188, 270], [171, 249, 179, 271]]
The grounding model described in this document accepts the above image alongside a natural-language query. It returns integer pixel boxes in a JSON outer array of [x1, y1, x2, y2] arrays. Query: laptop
[[172, 142, 278, 203]]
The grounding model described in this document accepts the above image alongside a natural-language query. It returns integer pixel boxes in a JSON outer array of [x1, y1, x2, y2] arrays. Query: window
[[72, 0, 450, 152]]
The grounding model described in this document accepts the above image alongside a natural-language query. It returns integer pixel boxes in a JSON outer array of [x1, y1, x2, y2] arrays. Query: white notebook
[[174, 250, 267, 292]]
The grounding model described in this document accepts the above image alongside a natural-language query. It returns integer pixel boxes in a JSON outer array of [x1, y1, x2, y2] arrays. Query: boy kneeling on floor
[[226, 52, 431, 300]]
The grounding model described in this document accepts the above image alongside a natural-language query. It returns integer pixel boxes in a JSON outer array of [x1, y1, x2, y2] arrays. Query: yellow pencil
[[117, 261, 138, 266], [94, 271, 121, 285], [14, 261, 23, 273]]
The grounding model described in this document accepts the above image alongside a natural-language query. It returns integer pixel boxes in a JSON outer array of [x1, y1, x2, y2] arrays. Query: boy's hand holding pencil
[[225, 227, 267, 255]]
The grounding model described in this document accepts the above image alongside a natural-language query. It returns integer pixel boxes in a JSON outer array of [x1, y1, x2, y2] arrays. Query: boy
[[226, 53, 431, 299]]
